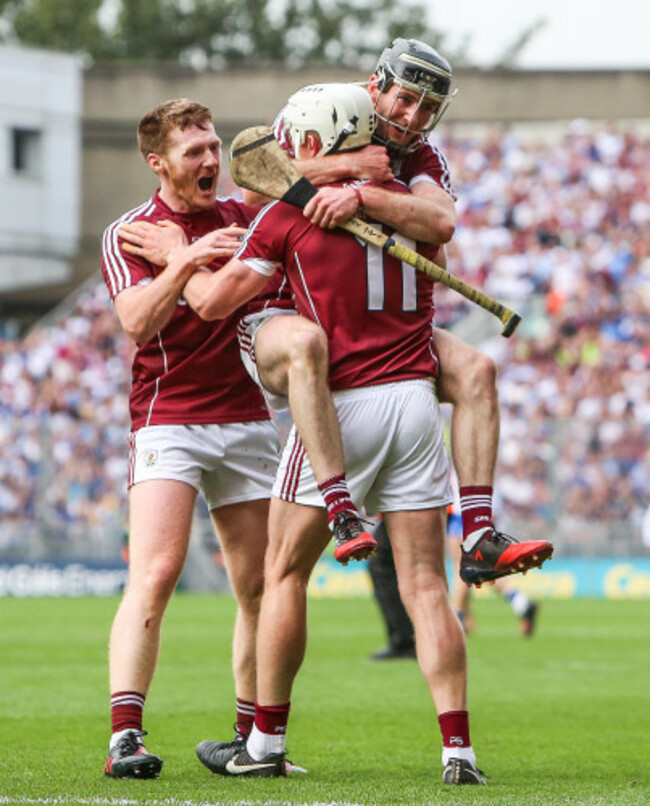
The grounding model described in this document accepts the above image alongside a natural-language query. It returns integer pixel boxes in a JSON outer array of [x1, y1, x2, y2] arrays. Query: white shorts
[[238, 310, 298, 412], [273, 379, 452, 515], [129, 421, 279, 510]]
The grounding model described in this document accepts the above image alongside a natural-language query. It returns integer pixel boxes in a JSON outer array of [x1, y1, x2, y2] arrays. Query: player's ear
[[146, 152, 165, 176], [367, 75, 380, 101], [304, 132, 322, 158]]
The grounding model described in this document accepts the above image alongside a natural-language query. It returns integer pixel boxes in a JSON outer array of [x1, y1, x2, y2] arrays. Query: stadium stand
[[0, 121, 648, 559], [437, 121, 649, 554], [0, 281, 132, 558]]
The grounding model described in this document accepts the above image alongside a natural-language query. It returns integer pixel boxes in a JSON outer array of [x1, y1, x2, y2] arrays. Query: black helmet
[[373, 38, 455, 151]]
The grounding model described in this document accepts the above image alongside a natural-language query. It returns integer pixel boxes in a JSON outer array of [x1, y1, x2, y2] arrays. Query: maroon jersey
[[396, 138, 454, 196], [237, 182, 440, 391], [101, 189, 269, 430]]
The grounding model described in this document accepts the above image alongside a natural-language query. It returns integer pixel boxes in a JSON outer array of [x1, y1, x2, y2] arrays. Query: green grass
[[1, 595, 648, 805]]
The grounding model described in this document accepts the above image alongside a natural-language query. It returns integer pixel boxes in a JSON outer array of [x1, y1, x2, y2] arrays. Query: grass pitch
[[1, 594, 648, 805]]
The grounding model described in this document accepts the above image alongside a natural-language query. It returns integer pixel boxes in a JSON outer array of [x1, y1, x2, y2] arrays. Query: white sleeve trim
[[242, 257, 280, 277], [408, 173, 437, 189]]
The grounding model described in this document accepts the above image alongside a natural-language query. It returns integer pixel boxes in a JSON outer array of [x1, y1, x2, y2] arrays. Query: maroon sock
[[318, 473, 357, 523], [254, 702, 290, 737], [235, 697, 255, 738], [459, 485, 493, 541], [110, 690, 145, 734], [438, 710, 471, 749]]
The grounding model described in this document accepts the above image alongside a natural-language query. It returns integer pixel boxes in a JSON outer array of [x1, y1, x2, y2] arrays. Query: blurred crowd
[[437, 120, 649, 549], [0, 120, 647, 554], [0, 284, 133, 552]]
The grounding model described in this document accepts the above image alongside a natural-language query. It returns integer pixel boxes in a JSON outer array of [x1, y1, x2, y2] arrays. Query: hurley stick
[[230, 126, 522, 337]]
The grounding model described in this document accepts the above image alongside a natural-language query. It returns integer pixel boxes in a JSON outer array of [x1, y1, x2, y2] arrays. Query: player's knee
[[474, 352, 498, 400], [236, 568, 265, 612], [265, 546, 313, 590], [134, 559, 182, 611], [289, 322, 329, 371], [460, 350, 497, 403], [237, 583, 263, 617], [402, 576, 448, 610]]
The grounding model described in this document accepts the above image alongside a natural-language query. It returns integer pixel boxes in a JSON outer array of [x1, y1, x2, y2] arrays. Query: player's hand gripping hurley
[[230, 126, 522, 337]]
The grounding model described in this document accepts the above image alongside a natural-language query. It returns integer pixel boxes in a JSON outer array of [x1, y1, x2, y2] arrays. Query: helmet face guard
[[373, 38, 456, 154], [283, 83, 376, 158]]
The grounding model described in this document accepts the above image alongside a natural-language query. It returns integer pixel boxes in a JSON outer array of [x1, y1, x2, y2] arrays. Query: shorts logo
[[143, 450, 158, 467]]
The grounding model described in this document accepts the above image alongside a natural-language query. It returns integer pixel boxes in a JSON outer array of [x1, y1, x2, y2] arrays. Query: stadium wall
[[3, 556, 650, 599], [308, 557, 650, 600]]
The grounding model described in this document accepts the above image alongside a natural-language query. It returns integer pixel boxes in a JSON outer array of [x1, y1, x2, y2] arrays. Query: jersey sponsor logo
[[143, 450, 158, 467]]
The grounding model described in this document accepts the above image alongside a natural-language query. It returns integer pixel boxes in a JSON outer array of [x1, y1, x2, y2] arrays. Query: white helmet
[[283, 83, 375, 158]]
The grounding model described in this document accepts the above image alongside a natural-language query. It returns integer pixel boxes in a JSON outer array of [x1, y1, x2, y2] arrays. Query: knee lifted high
[[289, 323, 329, 369], [464, 351, 497, 401]]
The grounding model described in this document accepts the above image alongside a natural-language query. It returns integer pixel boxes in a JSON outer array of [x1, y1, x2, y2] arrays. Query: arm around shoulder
[[411, 181, 456, 243], [296, 144, 392, 185], [182, 258, 270, 321], [358, 181, 455, 245]]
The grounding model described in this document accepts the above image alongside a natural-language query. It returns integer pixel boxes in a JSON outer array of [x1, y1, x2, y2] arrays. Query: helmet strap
[[324, 115, 360, 155]]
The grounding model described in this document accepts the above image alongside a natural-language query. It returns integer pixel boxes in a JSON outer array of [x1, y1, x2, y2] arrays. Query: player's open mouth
[[198, 175, 215, 192]]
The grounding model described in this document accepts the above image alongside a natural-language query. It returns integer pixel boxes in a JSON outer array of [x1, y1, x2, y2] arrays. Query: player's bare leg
[[233, 498, 328, 773], [434, 327, 499, 488], [110, 479, 195, 694], [256, 497, 331, 704], [107, 479, 196, 778], [256, 316, 342, 484], [197, 497, 327, 777], [384, 508, 466, 713], [210, 498, 270, 705], [384, 507, 484, 784], [435, 328, 553, 584], [193, 499, 272, 772], [254, 315, 376, 564], [447, 537, 474, 633]]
